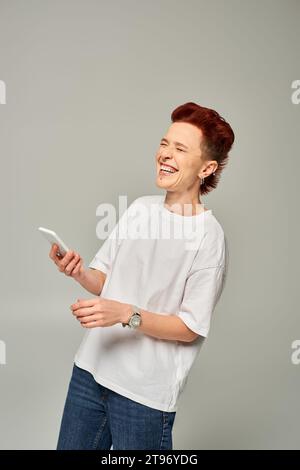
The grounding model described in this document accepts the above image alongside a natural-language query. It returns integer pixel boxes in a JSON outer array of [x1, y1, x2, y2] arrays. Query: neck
[[164, 190, 206, 216]]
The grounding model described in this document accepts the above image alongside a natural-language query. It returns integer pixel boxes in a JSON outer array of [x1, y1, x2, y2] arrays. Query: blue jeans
[[56, 363, 176, 450]]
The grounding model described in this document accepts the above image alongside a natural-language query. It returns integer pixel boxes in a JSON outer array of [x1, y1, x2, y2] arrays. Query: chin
[[155, 176, 168, 189]]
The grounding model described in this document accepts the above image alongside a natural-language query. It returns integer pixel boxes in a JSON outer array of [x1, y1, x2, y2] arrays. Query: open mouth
[[159, 164, 178, 176]]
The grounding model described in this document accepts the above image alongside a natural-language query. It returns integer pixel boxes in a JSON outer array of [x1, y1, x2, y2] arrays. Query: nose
[[159, 149, 173, 162]]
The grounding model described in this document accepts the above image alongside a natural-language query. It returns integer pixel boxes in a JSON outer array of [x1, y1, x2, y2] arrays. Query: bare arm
[[139, 310, 199, 342], [121, 306, 200, 342], [75, 267, 106, 296], [71, 298, 200, 342], [136, 310, 200, 342]]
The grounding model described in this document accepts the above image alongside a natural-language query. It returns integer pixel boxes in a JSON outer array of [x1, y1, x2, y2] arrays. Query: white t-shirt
[[74, 195, 228, 412]]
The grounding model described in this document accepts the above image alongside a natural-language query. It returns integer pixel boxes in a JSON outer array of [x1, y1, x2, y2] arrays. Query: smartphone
[[38, 227, 70, 257]]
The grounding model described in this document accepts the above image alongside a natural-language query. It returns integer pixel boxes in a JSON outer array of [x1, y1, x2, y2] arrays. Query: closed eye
[[160, 143, 185, 152]]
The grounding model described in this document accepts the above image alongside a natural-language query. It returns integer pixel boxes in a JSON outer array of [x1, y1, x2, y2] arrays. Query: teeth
[[160, 165, 177, 173]]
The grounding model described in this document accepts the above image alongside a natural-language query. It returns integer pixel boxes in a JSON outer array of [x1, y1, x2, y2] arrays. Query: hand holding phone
[[38, 226, 84, 279], [49, 243, 84, 279]]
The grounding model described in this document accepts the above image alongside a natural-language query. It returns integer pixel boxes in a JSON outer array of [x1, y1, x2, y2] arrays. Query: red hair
[[171, 102, 235, 195]]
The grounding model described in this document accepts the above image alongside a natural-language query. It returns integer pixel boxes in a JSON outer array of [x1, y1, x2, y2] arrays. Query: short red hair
[[171, 102, 235, 195]]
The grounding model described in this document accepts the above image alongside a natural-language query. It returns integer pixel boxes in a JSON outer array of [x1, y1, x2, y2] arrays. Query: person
[[50, 102, 235, 450]]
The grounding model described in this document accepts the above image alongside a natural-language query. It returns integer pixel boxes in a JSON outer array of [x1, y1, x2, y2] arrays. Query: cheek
[[177, 166, 198, 181], [186, 160, 200, 173], [178, 162, 192, 173]]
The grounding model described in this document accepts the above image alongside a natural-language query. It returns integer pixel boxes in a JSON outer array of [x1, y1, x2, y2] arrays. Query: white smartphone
[[38, 227, 70, 257]]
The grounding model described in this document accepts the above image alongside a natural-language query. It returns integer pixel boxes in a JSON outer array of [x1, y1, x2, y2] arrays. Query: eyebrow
[[160, 137, 189, 150]]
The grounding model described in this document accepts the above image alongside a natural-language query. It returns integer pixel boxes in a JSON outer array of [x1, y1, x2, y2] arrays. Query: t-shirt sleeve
[[177, 230, 228, 338], [177, 264, 226, 338], [88, 222, 120, 274], [88, 200, 137, 274]]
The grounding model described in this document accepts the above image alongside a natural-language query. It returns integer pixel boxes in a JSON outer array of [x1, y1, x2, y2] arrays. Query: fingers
[[71, 298, 100, 310], [79, 315, 98, 324], [71, 258, 82, 276], [57, 250, 74, 271], [65, 254, 81, 275], [49, 243, 84, 278], [71, 306, 96, 318], [69, 298, 101, 328], [49, 243, 62, 262], [54, 249, 79, 274]]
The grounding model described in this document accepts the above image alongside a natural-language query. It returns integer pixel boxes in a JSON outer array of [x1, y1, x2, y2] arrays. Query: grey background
[[0, 0, 299, 449]]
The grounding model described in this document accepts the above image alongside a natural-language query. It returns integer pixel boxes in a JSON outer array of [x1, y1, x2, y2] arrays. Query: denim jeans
[[56, 363, 176, 450]]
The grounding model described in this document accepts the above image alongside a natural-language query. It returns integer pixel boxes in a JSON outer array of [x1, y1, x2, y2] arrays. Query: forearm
[[75, 268, 106, 296], [121, 307, 198, 343]]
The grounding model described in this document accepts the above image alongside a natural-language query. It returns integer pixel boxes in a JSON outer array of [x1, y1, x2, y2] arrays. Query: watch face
[[130, 314, 141, 328]]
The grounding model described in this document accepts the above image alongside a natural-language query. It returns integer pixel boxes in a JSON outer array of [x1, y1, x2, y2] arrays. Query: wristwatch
[[122, 305, 142, 329]]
